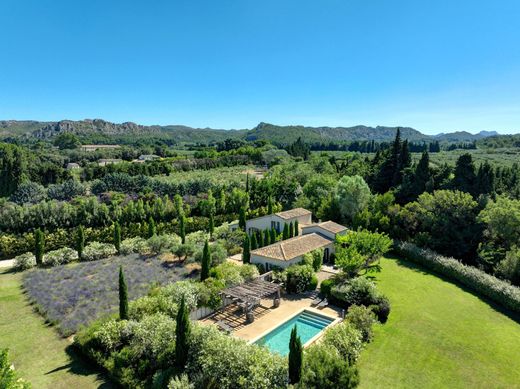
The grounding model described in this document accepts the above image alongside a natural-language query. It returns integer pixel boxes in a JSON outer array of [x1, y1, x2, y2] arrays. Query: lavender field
[[22, 254, 196, 336]]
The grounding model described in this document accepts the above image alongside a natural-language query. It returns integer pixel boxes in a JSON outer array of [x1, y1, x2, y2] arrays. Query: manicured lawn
[[357, 257, 520, 389], [0, 270, 111, 388]]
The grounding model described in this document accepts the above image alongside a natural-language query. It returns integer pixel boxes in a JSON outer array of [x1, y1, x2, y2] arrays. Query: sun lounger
[[215, 320, 232, 333], [311, 296, 322, 306], [317, 298, 329, 309]]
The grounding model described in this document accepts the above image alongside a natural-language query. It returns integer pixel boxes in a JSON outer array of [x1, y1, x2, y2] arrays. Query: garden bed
[[22, 254, 197, 336]]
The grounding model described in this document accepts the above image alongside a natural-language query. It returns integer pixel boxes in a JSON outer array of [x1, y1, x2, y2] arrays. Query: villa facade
[[248, 209, 347, 270]]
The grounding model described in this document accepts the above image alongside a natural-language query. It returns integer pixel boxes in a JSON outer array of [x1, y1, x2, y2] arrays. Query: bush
[[47, 180, 86, 201], [82, 242, 117, 261], [345, 305, 377, 342], [10, 181, 46, 204], [13, 252, 36, 271], [308, 275, 319, 291], [331, 276, 380, 308], [370, 295, 391, 323], [395, 241, 520, 314], [322, 321, 364, 363], [301, 343, 359, 389], [168, 374, 193, 389], [0, 348, 31, 389], [496, 248, 520, 286], [209, 262, 258, 287], [147, 234, 181, 255], [320, 279, 335, 298], [43, 247, 78, 267], [285, 264, 315, 293], [120, 237, 149, 255]]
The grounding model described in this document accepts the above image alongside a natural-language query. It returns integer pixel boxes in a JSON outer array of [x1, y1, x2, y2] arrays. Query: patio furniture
[[215, 320, 233, 333], [317, 298, 329, 309], [311, 296, 322, 306]]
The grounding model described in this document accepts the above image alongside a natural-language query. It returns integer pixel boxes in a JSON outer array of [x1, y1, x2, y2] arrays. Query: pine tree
[[289, 222, 294, 238], [250, 233, 258, 250], [179, 214, 186, 244], [453, 153, 477, 195], [200, 240, 211, 281], [34, 228, 45, 266], [113, 221, 121, 254], [242, 235, 251, 264], [283, 223, 290, 240], [413, 150, 431, 197], [288, 326, 303, 384], [294, 220, 299, 236], [270, 228, 277, 244], [175, 296, 191, 369], [239, 206, 247, 231], [148, 216, 156, 238], [76, 225, 85, 260], [119, 266, 129, 320], [476, 161, 495, 196], [208, 213, 215, 236]]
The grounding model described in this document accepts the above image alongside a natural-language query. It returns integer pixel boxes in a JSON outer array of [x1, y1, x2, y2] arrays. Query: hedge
[[395, 241, 520, 314]]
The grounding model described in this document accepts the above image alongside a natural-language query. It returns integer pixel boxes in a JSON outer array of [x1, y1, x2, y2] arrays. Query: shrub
[[395, 241, 520, 314], [43, 247, 78, 267], [345, 305, 377, 342], [47, 180, 86, 200], [320, 278, 335, 298], [82, 242, 117, 261], [194, 241, 227, 265], [168, 374, 193, 389], [147, 234, 181, 255], [10, 181, 46, 204], [13, 252, 36, 271], [370, 295, 391, 323], [331, 276, 380, 307], [209, 262, 258, 287], [322, 321, 364, 363], [0, 348, 31, 389], [120, 237, 149, 255], [301, 343, 359, 389], [308, 275, 319, 291], [285, 264, 315, 293], [496, 248, 520, 286]]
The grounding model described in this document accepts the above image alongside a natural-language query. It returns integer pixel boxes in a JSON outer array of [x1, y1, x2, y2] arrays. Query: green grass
[[0, 270, 111, 388], [357, 257, 520, 389]]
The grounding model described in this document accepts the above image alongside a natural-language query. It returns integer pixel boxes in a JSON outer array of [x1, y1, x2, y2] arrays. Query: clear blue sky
[[1, 0, 519, 134]]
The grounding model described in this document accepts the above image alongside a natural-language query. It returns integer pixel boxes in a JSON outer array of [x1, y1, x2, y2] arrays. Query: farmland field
[[357, 257, 520, 388], [23, 254, 197, 335]]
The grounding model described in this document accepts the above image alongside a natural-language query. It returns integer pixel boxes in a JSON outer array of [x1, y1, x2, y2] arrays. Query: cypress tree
[[239, 206, 247, 231], [270, 228, 277, 244], [283, 223, 290, 240], [288, 326, 303, 384], [113, 221, 121, 254], [263, 229, 270, 246], [250, 232, 258, 250], [179, 214, 186, 244], [148, 216, 156, 238], [414, 150, 431, 197], [34, 228, 44, 266], [267, 196, 274, 214], [209, 213, 215, 236], [119, 266, 129, 320], [245, 173, 250, 193], [242, 235, 251, 264], [257, 230, 264, 248], [289, 221, 294, 238], [294, 220, 299, 236], [175, 296, 191, 369], [200, 240, 211, 281], [76, 225, 85, 260]]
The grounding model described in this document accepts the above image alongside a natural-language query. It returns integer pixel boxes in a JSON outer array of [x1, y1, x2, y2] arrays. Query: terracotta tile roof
[[275, 208, 312, 220], [303, 221, 348, 234], [251, 233, 332, 261]]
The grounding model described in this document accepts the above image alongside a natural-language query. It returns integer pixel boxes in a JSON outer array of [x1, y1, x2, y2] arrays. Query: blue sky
[[1, 0, 519, 134]]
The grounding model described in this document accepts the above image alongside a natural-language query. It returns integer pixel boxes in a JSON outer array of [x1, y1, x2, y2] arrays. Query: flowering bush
[[13, 252, 36, 271], [322, 320, 364, 364], [82, 242, 117, 261], [395, 241, 520, 313], [43, 247, 78, 267], [345, 305, 377, 342]]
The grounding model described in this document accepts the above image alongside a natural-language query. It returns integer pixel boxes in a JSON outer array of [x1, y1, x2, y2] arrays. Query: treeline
[[308, 139, 443, 153]]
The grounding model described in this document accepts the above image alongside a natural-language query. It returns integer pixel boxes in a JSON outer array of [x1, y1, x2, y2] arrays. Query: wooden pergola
[[220, 278, 281, 323]]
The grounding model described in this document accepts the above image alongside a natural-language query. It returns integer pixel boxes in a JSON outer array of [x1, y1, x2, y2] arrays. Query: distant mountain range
[[0, 119, 503, 144]]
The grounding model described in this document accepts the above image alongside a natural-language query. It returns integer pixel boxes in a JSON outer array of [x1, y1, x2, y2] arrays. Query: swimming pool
[[254, 310, 335, 356]]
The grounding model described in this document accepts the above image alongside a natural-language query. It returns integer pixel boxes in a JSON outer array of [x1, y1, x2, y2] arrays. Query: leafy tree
[[175, 296, 191, 369], [113, 222, 121, 254], [250, 233, 258, 250], [10, 181, 46, 204], [200, 240, 211, 281], [242, 235, 251, 264], [496, 247, 520, 286], [34, 228, 45, 266], [286, 137, 311, 160], [476, 161, 495, 196], [283, 223, 290, 240], [175, 243, 195, 262], [53, 132, 81, 149], [148, 216, 156, 238], [239, 207, 247, 231], [119, 266, 129, 320], [335, 230, 392, 277], [288, 326, 302, 384], [76, 225, 85, 259], [0, 143, 27, 197], [336, 175, 372, 223]]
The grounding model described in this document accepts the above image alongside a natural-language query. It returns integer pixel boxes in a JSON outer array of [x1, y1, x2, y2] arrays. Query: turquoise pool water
[[254, 310, 334, 356]]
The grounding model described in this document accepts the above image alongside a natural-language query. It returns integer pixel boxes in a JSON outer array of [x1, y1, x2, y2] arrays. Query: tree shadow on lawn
[[45, 345, 115, 389], [382, 255, 520, 325]]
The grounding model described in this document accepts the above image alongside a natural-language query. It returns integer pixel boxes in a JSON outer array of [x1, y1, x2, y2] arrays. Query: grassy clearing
[[357, 257, 520, 389], [0, 270, 110, 388]]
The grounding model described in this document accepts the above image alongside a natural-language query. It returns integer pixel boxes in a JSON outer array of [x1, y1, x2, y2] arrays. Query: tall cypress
[[175, 296, 191, 369], [179, 214, 186, 244], [148, 216, 156, 238], [283, 223, 290, 240], [263, 229, 270, 246], [267, 196, 274, 214], [289, 222, 294, 238], [119, 266, 129, 320], [270, 228, 277, 244], [239, 207, 247, 231], [250, 233, 258, 250], [76, 225, 85, 260], [294, 220, 299, 236], [113, 221, 121, 254], [288, 326, 303, 384], [200, 240, 211, 281], [34, 228, 44, 266], [245, 173, 250, 193], [257, 230, 264, 248], [242, 235, 251, 264]]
